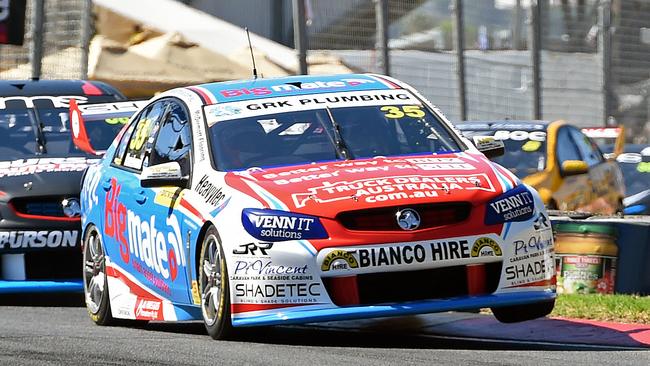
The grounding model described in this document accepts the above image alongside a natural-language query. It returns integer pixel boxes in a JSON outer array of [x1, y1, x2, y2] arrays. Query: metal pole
[[599, 0, 612, 125], [375, 0, 390, 75], [80, 0, 92, 79], [513, 0, 522, 50], [530, 0, 542, 120], [452, 0, 467, 121], [30, 0, 45, 80], [292, 0, 308, 75]]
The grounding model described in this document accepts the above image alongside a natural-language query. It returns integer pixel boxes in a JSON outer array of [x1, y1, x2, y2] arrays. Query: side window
[[122, 101, 168, 171], [149, 101, 192, 176], [112, 121, 138, 166], [555, 127, 581, 164], [569, 127, 603, 167]]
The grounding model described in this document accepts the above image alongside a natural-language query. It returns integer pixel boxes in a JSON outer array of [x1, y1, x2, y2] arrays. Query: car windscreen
[[206, 90, 463, 171], [460, 129, 547, 178], [0, 107, 126, 159]]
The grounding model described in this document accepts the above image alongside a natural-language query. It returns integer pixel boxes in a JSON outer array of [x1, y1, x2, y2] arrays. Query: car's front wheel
[[199, 227, 233, 339], [83, 225, 114, 325], [491, 299, 555, 323]]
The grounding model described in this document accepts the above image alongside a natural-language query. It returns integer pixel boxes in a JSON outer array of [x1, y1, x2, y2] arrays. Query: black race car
[[0, 79, 138, 293]]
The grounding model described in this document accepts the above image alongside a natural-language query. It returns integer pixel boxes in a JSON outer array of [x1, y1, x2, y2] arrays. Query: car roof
[[189, 73, 400, 105], [0, 79, 125, 99], [455, 120, 552, 131]]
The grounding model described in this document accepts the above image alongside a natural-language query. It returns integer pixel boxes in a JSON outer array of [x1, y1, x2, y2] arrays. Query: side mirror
[[472, 136, 505, 159], [561, 160, 589, 176], [141, 162, 188, 188]]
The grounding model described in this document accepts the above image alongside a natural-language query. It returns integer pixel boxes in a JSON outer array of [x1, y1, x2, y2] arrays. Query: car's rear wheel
[[199, 227, 233, 340], [83, 225, 114, 325], [491, 299, 555, 323]]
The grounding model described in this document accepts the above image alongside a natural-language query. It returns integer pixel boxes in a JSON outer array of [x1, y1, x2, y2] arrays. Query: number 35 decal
[[381, 105, 425, 119]]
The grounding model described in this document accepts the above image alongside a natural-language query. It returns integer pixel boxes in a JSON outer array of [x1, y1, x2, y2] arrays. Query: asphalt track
[[0, 294, 649, 365]]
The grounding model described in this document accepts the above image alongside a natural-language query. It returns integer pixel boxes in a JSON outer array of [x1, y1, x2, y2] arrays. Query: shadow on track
[[141, 320, 633, 352]]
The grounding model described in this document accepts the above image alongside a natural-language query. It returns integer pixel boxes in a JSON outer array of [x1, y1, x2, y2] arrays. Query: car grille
[[11, 196, 67, 217], [336, 202, 471, 231], [0, 250, 81, 280], [323, 262, 502, 306]]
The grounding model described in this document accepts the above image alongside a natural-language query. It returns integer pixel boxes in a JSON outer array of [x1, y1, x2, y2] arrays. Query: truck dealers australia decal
[[318, 236, 502, 275], [0, 230, 78, 251], [291, 174, 495, 208], [0, 157, 98, 178], [104, 178, 185, 294]]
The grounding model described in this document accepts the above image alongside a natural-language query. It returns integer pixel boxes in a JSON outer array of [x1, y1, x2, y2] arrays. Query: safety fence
[[301, 0, 650, 142]]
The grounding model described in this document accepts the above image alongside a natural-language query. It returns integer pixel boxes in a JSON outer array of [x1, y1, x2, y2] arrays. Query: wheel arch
[[193, 220, 225, 283]]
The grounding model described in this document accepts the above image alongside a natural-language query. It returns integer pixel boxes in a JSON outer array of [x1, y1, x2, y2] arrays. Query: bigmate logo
[[104, 178, 185, 286], [484, 185, 534, 225], [219, 78, 376, 98]]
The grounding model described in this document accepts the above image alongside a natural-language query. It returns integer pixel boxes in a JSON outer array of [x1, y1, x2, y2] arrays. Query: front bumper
[[232, 290, 555, 327], [0, 279, 83, 294]]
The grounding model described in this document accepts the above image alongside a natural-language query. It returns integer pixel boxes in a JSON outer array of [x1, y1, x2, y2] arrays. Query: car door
[[569, 127, 622, 214], [102, 100, 186, 300], [126, 98, 194, 304], [552, 126, 591, 211]]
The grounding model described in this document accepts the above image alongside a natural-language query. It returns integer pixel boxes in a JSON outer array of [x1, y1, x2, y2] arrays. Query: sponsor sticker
[[194, 175, 226, 207], [0, 157, 97, 178], [319, 236, 502, 275], [504, 258, 554, 286], [134, 299, 163, 320], [232, 242, 273, 256], [512, 235, 554, 258], [320, 249, 359, 272], [206, 89, 420, 125], [0, 230, 78, 251], [241, 208, 328, 242], [470, 237, 502, 257], [233, 282, 321, 304], [103, 178, 186, 294], [484, 185, 534, 225], [292, 174, 494, 208]]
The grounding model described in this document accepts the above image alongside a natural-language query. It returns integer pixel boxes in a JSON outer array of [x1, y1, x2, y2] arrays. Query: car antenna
[[245, 27, 258, 79]]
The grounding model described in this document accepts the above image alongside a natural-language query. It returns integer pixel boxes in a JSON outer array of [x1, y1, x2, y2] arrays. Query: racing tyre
[[83, 225, 115, 326], [491, 299, 555, 323], [199, 227, 233, 340]]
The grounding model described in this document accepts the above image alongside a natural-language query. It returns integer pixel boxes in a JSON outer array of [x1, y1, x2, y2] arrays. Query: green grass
[[550, 294, 650, 324]]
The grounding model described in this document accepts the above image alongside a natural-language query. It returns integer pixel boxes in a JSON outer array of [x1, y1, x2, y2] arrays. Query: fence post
[[452, 0, 467, 121], [599, 0, 612, 125], [80, 0, 92, 80], [530, 0, 542, 119], [292, 0, 308, 75], [30, 0, 45, 80], [375, 0, 390, 75]]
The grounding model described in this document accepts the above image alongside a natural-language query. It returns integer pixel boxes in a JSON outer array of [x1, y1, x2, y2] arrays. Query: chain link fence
[[303, 0, 650, 143], [1, 0, 649, 142], [0, 0, 89, 80]]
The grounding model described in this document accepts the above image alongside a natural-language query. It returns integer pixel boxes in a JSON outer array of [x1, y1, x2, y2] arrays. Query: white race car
[[79, 74, 555, 339]]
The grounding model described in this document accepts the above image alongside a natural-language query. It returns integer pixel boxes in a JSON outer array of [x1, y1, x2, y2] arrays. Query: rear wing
[[581, 126, 625, 158], [69, 99, 147, 155]]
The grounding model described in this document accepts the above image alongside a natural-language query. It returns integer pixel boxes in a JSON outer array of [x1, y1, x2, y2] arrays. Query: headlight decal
[[241, 208, 328, 242], [484, 185, 535, 225]]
